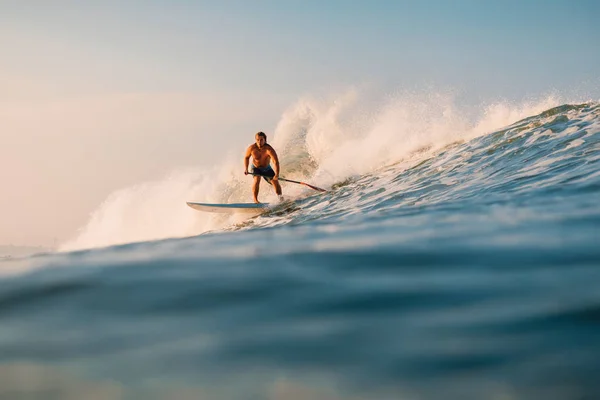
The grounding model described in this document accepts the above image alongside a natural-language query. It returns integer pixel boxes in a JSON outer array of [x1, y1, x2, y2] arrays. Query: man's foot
[[278, 195, 285, 202]]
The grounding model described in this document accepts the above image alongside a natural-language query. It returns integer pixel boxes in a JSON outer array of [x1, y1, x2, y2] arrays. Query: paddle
[[250, 173, 327, 192]]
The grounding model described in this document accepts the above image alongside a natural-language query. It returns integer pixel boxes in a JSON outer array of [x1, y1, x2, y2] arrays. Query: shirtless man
[[243, 132, 283, 203]]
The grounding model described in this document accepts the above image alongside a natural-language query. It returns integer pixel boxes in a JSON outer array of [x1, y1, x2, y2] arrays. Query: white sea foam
[[60, 89, 564, 251]]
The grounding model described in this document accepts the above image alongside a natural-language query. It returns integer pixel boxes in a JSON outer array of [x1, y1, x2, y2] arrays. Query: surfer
[[244, 131, 283, 203]]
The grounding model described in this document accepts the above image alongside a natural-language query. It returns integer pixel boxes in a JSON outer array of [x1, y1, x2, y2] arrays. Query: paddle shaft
[[250, 173, 326, 192], [278, 177, 327, 192]]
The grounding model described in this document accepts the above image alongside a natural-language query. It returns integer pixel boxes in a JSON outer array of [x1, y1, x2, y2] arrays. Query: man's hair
[[256, 131, 267, 141]]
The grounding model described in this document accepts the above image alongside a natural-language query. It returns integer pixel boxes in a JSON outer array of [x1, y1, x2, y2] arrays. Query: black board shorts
[[251, 165, 275, 184]]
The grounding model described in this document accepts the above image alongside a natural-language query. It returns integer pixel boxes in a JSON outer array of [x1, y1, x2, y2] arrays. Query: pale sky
[[1, 0, 599, 246]]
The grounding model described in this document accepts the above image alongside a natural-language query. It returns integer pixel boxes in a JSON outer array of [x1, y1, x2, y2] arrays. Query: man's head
[[255, 132, 267, 148]]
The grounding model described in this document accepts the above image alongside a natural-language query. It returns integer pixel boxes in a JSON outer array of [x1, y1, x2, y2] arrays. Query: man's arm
[[268, 146, 280, 179], [243, 145, 252, 174]]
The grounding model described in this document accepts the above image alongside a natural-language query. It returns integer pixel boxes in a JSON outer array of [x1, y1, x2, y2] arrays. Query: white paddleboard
[[186, 202, 270, 213]]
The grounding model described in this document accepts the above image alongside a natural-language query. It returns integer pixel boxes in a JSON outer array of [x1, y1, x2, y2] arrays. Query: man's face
[[255, 135, 266, 148]]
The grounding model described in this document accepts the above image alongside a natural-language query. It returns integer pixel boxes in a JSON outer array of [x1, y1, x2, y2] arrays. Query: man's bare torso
[[250, 144, 273, 167]]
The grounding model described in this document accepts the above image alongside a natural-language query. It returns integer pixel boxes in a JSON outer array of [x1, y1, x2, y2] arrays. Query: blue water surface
[[1, 103, 599, 399]]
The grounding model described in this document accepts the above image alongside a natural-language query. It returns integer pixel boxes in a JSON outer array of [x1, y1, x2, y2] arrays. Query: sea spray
[[61, 90, 564, 251]]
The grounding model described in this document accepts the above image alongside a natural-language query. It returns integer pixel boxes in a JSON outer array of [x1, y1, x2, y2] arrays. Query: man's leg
[[252, 176, 261, 203], [272, 180, 282, 197]]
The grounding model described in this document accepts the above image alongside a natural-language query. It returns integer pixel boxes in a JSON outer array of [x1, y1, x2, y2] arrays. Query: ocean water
[[1, 99, 599, 399]]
